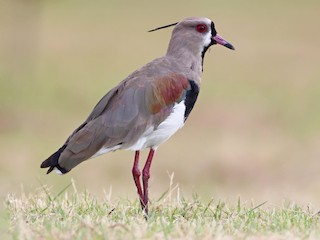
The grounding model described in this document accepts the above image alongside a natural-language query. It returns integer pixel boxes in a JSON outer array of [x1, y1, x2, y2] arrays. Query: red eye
[[196, 24, 207, 33]]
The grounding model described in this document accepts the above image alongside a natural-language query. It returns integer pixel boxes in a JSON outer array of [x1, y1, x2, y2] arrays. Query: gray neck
[[166, 37, 203, 82]]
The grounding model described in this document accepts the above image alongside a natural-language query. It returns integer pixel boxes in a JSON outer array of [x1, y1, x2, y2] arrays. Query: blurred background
[[1, 0, 320, 207]]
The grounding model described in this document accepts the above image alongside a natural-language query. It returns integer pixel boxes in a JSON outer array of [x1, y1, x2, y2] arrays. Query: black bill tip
[[212, 34, 235, 51], [224, 43, 235, 50]]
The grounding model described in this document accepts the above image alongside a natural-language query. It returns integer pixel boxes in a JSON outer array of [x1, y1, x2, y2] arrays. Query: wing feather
[[57, 72, 190, 171]]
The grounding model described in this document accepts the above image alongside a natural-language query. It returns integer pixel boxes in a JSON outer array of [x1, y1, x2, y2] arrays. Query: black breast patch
[[184, 80, 200, 121]]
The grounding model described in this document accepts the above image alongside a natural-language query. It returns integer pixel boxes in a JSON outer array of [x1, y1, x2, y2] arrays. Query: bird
[[41, 17, 234, 215]]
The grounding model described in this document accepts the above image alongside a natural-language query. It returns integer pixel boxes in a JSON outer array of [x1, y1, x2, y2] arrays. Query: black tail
[[40, 145, 69, 174]]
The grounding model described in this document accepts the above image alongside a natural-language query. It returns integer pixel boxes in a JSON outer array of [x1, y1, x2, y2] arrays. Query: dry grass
[[4, 180, 320, 239]]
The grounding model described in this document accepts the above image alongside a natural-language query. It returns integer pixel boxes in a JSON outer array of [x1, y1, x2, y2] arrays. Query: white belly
[[91, 144, 121, 158], [89, 101, 186, 158], [126, 101, 186, 150]]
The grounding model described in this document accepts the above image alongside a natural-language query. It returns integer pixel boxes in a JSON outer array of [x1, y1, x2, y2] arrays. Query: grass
[[4, 180, 320, 240], [1, 0, 320, 201]]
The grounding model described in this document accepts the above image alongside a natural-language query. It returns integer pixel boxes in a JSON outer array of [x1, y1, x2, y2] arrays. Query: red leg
[[142, 148, 155, 215], [132, 151, 144, 208]]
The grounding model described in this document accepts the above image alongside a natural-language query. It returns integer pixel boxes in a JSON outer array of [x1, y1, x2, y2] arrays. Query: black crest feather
[[148, 22, 178, 32]]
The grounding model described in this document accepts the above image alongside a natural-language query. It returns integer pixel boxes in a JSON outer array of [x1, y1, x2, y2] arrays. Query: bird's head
[[149, 17, 234, 62]]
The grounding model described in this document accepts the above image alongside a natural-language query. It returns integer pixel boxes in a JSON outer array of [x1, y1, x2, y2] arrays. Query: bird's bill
[[212, 34, 235, 50]]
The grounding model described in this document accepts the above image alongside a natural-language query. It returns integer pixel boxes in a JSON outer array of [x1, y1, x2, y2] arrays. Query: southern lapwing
[[41, 17, 234, 214]]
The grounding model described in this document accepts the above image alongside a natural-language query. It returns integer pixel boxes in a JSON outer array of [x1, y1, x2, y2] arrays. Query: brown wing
[[41, 72, 189, 173]]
